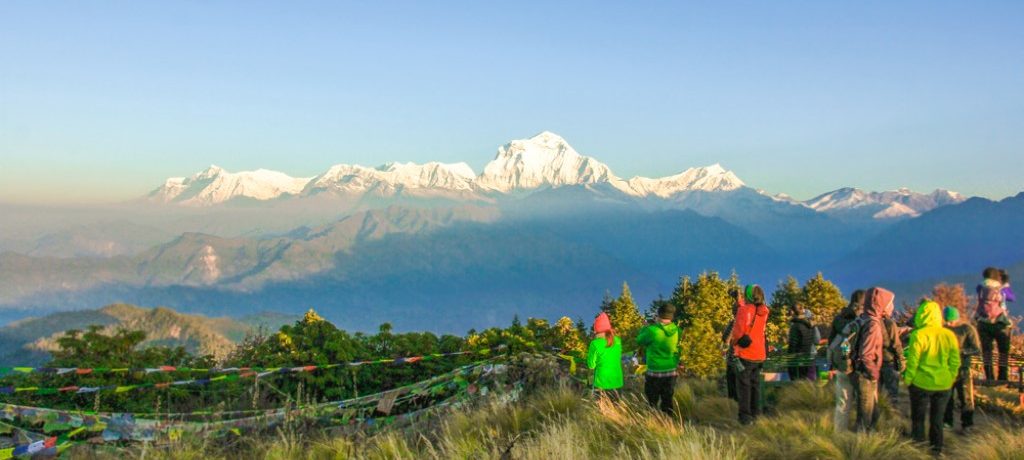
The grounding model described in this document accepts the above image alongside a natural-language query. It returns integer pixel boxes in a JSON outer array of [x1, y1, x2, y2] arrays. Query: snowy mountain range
[[145, 131, 963, 220]]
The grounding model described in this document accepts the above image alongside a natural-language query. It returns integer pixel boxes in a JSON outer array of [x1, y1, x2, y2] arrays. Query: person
[[636, 303, 680, 415], [942, 306, 981, 432], [787, 302, 816, 381], [722, 313, 738, 401], [730, 284, 769, 424], [1000, 269, 1016, 305], [587, 312, 623, 397], [903, 300, 960, 454], [830, 289, 865, 432], [851, 286, 893, 432], [880, 298, 905, 402], [975, 267, 1012, 381]]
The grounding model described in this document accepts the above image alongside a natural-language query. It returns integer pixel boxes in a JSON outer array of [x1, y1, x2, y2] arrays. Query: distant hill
[[0, 304, 296, 366]]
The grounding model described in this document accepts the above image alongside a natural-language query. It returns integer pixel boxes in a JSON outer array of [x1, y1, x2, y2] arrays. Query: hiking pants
[[735, 359, 763, 424], [880, 362, 901, 402], [943, 373, 975, 428], [853, 373, 879, 432], [978, 322, 1011, 381], [833, 371, 854, 431], [643, 375, 676, 416], [725, 364, 738, 401], [910, 385, 950, 454]]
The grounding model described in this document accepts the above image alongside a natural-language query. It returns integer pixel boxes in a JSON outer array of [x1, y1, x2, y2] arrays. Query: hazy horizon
[[2, 1, 1022, 204]]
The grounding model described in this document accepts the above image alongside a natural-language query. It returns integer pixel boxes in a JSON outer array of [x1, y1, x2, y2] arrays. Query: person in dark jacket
[[880, 299, 905, 402], [831, 289, 865, 432], [943, 306, 981, 431], [976, 267, 1012, 381], [730, 285, 770, 425], [787, 302, 817, 381], [852, 287, 894, 432]]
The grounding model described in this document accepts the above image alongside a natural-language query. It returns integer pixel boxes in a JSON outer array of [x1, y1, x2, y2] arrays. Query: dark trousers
[[978, 322, 1011, 380], [880, 362, 901, 402], [853, 374, 879, 432], [909, 385, 950, 453], [643, 375, 676, 416], [725, 364, 738, 401], [788, 366, 813, 382], [943, 375, 975, 428], [735, 359, 763, 424]]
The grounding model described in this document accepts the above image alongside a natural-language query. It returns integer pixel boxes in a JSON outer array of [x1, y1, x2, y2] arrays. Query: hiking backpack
[[976, 284, 1005, 323], [827, 317, 863, 373]]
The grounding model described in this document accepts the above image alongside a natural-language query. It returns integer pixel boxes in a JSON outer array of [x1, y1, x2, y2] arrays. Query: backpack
[[976, 283, 1005, 323], [827, 317, 863, 373]]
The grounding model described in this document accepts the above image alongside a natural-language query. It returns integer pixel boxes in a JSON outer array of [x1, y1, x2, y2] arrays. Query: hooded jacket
[[787, 315, 816, 355], [945, 322, 981, 376], [636, 322, 680, 373], [903, 300, 960, 391], [731, 298, 770, 362], [852, 287, 894, 381], [586, 336, 624, 390]]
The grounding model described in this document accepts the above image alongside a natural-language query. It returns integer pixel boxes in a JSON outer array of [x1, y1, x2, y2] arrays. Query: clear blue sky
[[2, 1, 1022, 204]]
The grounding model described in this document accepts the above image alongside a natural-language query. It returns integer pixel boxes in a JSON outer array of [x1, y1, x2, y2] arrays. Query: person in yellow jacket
[[903, 300, 960, 455]]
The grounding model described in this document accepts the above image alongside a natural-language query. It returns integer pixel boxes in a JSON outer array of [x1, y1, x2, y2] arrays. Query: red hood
[[864, 287, 895, 318]]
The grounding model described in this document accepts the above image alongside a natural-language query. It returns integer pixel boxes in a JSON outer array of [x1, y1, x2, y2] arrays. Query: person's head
[[657, 303, 676, 323], [983, 266, 1001, 282], [1000, 269, 1010, 285], [745, 285, 766, 305], [864, 287, 895, 318], [790, 302, 806, 318], [849, 289, 866, 312], [943, 306, 961, 326]]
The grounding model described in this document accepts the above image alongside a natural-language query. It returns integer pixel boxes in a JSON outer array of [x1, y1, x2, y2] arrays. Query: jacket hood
[[864, 287, 895, 318], [914, 300, 943, 329]]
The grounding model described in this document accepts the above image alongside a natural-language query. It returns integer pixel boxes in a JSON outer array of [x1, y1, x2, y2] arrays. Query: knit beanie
[[593, 312, 612, 333], [943, 306, 960, 323]]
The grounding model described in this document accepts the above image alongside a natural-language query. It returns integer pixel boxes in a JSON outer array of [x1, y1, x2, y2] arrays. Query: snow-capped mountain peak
[[307, 161, 478, 195], [624, 164, 746, 197], [148, 166, 312, 205], [804, 186, 966, 219], [475, 132, 618, 192]]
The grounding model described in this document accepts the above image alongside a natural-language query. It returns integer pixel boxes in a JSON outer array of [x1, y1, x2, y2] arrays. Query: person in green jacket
[[587, 312, 623, 396], [942, 306, 980, 432], [636, 303, 681, 415], [903, 300, 960, 454]]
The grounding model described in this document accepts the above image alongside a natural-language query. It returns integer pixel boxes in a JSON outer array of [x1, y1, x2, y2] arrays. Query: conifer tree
[[605, 282, 645, 345], [800, 272, 845, 327], [672, 272, 738, 377], [768, 276, 802, 346], [553, 316, 585, 355]]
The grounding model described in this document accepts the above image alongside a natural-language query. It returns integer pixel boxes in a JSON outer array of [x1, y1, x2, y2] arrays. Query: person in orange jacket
[[730, 284, 770, 424]]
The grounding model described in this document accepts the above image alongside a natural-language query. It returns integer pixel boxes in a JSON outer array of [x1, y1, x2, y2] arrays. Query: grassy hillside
[[0, 303, 296, 365]]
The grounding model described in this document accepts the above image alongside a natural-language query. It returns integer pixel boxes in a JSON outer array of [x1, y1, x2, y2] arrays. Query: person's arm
[[903, 331, 920, 385], [636, 326, 652, 348], [964, 326, 982, 356], [859, 320, 884, 380], [586, 340, 599, 370], [947, 333, 961, 379], [731, 304, 752, 345]]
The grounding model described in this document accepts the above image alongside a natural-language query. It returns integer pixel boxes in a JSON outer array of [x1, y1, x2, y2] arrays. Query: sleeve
[[731, 303, 752, 345], [1005, 286, 1016, 303], [964, 326, 982, 357], [890, 323, 905, 370], [858, 320, 884, 380], [903, 332, 920, 385], [636, 326, 651, 347], [586, 340, 599, 370]]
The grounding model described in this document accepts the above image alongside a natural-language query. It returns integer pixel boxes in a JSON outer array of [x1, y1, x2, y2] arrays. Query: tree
[[603, 282, 645, 345], [553, 316, 585, 355], [672, 272, 739, 377], [768, 276, 801, 346], [800, 272, 845, 327], [932, 283, 970, 319]]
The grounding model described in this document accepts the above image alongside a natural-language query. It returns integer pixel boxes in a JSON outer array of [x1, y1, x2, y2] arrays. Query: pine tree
[[800, 272, 845, 327], [605, 282, 645, 345], [678, 317, 724, 378], [553, 316, 585, 355], [671, 272, 737, 377], [768, 276, 801, 346]]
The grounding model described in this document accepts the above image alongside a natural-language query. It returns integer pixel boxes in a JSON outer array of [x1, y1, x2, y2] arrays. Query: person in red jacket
[[730, 284, 770, 424], [851, 286, 894, 432]]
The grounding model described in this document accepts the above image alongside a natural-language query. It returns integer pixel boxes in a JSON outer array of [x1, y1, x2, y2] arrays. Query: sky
[[1, 1, 1022, 204]]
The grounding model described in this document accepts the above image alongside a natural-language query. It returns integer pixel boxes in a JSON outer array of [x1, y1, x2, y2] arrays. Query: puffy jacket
[[636, 322, 680, 372], [586, 336, 624, 390], [787, 317, 816, 355], [731, 299, 769, 362], [945, 322, 981, 375], [903, 300, 960, 391], [829, 305, 859, 344], [852, 287, 894, 381]]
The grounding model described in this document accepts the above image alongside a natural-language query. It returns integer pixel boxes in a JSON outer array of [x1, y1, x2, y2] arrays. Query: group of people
[[583, 267, 1015, 456]]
